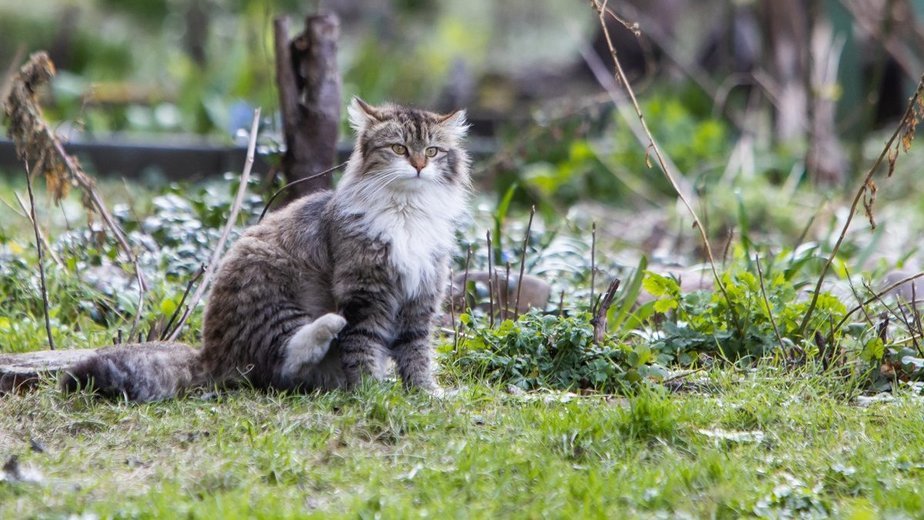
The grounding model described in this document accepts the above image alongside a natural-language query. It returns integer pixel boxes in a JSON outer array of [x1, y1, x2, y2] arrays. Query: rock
[[449, 270, 552, 318], [1, 455, 44, 484]]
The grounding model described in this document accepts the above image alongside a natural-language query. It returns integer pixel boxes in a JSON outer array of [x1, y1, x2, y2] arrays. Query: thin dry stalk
[[860, 278, 915, 338], [454, 247, 473, 353], [4, 53, 145, 291], [862, 282, 920, 355], [258, 161, 348, 222], [127, 266, 146, 343], [755, 255, 785, 353], [588, 1, 738, 333], [161, 265, 205, 341], [831, 271, 924, 336], [448, 267, 456, 346], [23, 161, 54, 350], [590, 222, 596, 313], [893, 295, 920, 353], [167, 108, 261, 342], [592, 278, 621, 345], [13, 192, 62, 267], [720, 227, 734, 268], [799, 75, 924, 336], [912, 283, 924, 344], [486, 231, 494, 328], [842, 266, 875, 328], [504, 261, 512, 321], [449, 269, 465, 352], [514, 206, 535, 320], [461, 246, 473, 315]]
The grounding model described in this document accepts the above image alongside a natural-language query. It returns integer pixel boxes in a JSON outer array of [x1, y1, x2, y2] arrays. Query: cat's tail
[[59, 342, 208, 402]]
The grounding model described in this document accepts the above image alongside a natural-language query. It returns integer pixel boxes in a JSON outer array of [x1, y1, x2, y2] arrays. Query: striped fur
[[61, 99, 470, 401]]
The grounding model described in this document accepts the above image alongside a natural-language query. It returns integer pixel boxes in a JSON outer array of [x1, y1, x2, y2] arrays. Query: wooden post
[[274, 12, 341, 199]]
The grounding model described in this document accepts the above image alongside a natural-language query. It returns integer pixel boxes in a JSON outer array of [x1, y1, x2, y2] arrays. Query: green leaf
[[608, 255, 647, 334], [653, 298, 679, 313], [642, 272, 679, 297], [160, 297, 178, 317], [861, 338, 884, 363]]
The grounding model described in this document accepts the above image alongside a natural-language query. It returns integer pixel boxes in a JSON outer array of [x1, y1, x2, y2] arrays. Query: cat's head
[[341, 97, 471, 192]]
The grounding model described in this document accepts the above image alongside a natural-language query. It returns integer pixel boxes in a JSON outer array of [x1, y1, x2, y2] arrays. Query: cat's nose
[[409, 155, 426, 173]]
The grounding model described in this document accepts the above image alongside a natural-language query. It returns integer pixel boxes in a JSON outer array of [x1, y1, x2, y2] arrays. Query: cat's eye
[[425, 146, 439, 158], [391, 144, 408, 155]]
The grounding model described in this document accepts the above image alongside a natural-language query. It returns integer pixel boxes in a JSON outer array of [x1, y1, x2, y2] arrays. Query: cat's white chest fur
[[350, 186, 463, 298]]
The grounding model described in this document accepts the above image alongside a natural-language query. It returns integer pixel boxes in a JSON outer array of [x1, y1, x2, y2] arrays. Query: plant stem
[[755, 255, 784, 353], [514, 206, 535, 320], [23, 161, 54, 350], [588, 0, 741, 337], [167, 108, 261, 342], [798, 75, 924, 336], [486, 231, 494, 328]]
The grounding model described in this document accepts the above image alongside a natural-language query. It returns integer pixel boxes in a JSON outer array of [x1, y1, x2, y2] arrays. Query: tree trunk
[[763, 0, 809, 143], [274, 13, 341, 199]]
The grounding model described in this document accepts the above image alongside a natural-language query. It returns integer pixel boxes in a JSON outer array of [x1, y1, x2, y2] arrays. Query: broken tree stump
[[0, 349, 97, 394], [274, 12, 342, 199]]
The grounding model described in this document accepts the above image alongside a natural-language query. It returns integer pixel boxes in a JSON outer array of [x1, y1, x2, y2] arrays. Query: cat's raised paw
[[313, 313, 347, 342]]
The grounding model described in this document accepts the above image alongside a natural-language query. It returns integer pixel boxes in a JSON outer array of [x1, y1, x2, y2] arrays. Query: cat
[[60, 98, 471, 402]]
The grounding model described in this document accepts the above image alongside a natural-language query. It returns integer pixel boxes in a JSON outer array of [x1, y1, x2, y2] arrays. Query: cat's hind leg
[[281, 313, 347, 377]]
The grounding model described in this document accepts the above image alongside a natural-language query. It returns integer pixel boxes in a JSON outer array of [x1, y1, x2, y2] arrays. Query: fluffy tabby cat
[[60, 98, 471, 402]]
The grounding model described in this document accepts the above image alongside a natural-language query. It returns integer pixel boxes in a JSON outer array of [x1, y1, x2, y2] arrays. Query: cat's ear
[[438, 109, 469, 139], [348, 97, 383, 132]]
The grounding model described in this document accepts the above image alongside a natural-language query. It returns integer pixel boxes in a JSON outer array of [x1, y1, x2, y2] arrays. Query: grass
[[1, 363, 923, 518]]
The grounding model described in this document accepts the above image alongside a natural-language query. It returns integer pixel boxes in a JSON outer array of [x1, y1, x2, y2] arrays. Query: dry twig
[[755, 255, 785, 353], [799, 74, 924, 336], [3, 52, 146, 291], [590, 222, 596, 314], [592, 278, 621, 345], [12, 193, 62, 267], [514, 206, 535, 320], [161, 265, 205, 341], [831, 271, 924, 338], [587, 0, 739, 334], [22, 162, 54, 351], [486, 231, 494, 328], [166, 108, 261, 342]]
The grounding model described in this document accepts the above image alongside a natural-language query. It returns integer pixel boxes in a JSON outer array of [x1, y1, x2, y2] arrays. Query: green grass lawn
[[1, 364, 921, 518]]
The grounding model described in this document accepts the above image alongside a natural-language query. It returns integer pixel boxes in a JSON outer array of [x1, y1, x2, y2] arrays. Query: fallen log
[[0, 349, 97, 394]]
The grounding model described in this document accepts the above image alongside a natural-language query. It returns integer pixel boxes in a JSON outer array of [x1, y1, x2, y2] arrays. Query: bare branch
[[514, 206, 535, 320], [587, 0, 739, 334], [167, 108, 261, 342], [799, 74, 924, 336]]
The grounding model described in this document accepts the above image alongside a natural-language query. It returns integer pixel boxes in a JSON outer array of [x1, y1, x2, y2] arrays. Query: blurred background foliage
[[1, 0, 923, 220], [0, 0, 589, 137]]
